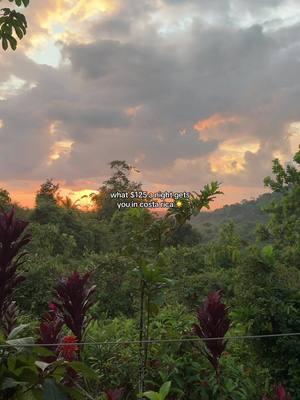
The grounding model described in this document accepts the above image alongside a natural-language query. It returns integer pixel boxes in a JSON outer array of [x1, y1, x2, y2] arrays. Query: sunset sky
[[0, 0, 300, 209]]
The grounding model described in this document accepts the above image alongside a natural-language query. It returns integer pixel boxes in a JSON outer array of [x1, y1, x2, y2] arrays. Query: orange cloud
[[126, 105, 142, 118], [32, 0, 118, 34], [194, 113, 240, 141], [47, 140, 74, 165], [209, 138, 260, 175], [287, 122, 300, 155], [210, 154, 245, 174], [23, 0, 120, 60]]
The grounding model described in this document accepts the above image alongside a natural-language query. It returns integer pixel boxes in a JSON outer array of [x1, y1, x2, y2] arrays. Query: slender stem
[[68, 375, 95, 400], [144, 294, 150, 373], [138, 279, 145, 394]]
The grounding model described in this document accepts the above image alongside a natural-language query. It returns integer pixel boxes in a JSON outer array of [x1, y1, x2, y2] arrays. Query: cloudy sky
[[0, 0, 300, 209]]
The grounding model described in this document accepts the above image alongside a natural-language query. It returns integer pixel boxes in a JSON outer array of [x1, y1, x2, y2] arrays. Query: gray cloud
[[0, 0, 300, 195]]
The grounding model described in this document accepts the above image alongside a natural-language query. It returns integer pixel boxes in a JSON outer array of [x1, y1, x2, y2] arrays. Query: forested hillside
[[192, 192, 282, 242], [0, 152, 299, 399]]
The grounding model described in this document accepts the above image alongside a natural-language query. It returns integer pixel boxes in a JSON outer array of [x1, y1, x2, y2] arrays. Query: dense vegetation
[[0, 150, 299, 399], [192, 192, 282, 243]]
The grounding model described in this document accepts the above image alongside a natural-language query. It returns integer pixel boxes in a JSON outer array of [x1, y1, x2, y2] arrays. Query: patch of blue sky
[[27, 40, 62, 68]]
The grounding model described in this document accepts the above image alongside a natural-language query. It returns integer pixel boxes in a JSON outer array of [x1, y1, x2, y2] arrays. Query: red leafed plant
[[38, 303, 64, 362], [193, 290, 230, 379], [263, 385, 292, 400], [0, 209, 31, 326], [53, 271, 96, 343], [105, 388, 125, 400]]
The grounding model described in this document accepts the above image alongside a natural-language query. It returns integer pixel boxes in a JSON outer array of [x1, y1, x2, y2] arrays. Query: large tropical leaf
[[43, 379, 68, 400]]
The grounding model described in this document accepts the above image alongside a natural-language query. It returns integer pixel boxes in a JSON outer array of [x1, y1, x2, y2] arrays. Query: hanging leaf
[[43, 379, 68, 400], [7, 324, 28, 340], [68, 361, 98, 380]]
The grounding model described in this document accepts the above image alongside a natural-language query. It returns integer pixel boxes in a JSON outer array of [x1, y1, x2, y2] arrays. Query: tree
[[0, 0, 30, 50], [57, 195, 80, 210], [36, 178, 60, 203], [206, 222, 242, 269], [30, 179, 62, 224], [259, 147, 300, 267], [234, 148, 300, 397], [0, 187, 11, 210], [91, 160, 142, 220]]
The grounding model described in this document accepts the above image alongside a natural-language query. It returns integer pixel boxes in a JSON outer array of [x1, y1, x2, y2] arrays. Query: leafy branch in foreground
[[264, 148, 300, 192], [0, 0, 30, 50], [166, 181, 223, 225]]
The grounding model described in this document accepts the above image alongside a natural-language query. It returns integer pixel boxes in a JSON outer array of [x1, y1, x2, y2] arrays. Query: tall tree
[[0, 187, 11, 210], [31, 179, 62, 224], [92, 160, 142, 220], [36, 178, 60, 204], [235, 148, 300, 397], [259, 147, 300, 267]]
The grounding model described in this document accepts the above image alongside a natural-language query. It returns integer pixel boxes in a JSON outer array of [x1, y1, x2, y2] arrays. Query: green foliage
[[159, 245, 234, 309], [165, 222, 202, 247], [167, 181, 223, 225], [0, 187, 11, 209], [141, 381, 171, 400], [84, 317, 139, 392], [264, 149, 300, 192], [260, 149, 300, 268], [192, 192, 280, 243], [110, 208, 155, 256], [0, 0, 29, 50], [14, 256, 67, 316], [1, 151, 300, 398], [234, 244, 300, 398], [92, 160, 142, 220], [0, 331, 89, 399], [86, 252, 137, 318], [205, 222, 242, 269]]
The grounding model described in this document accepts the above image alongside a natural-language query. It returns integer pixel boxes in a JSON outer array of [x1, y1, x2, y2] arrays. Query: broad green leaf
[[43, 379, 68, 400], [32, 346, 55, 357], [159, 382, 171, 399], [143, 391, 161, 400], [7, 354, 16, 371], [15, 25, 24, 39], [7, 324, 28, 340], [14, 366, 38, 383], [2, 37, 8, 50], [8, 35, 17, 50], [6, 336, 35, 350], [68, 361, 98, 380], [1, 377, 26, 390]]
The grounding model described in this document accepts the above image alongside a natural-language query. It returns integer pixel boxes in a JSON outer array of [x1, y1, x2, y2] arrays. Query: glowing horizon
[[5, 182, 267, 212]]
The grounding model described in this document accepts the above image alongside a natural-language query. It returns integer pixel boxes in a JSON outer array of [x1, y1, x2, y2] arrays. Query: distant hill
[[192, 192, 281, 243]]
